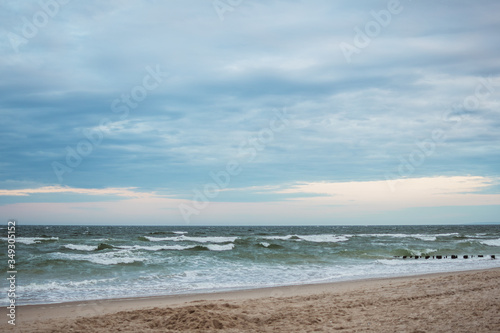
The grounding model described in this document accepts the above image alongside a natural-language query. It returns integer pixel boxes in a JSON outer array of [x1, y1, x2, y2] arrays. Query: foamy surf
[[9, 224, 500, 306], [479, 238, 500, 246], [261, 234, 350, 242], [144, 235, 238, 243], [63, 244, 99, 251], [11, 236, 59, 245]]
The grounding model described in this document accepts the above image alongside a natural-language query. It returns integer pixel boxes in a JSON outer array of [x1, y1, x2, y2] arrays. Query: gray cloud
[[1, 0, 499, 199]]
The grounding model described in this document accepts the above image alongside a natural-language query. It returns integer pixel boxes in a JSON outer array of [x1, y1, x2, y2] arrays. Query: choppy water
[[2, 224, 499, 305]]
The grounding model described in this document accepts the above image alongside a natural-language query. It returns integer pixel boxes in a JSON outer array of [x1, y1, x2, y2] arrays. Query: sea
[[2, 224, 500, 305]]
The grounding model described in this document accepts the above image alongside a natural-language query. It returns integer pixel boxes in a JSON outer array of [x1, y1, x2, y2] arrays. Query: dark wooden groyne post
[[395, 254, 497, 259]]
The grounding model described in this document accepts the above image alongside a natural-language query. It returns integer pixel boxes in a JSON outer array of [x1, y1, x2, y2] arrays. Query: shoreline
[[7, 267, 500, 331], [15, 265, 500, 307]]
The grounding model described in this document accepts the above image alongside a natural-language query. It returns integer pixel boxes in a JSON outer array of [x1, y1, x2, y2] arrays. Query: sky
[[0, 0, 499, 225]]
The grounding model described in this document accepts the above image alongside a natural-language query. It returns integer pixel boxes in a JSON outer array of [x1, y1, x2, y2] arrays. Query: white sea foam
[[15, 238, 40, 245], [64, 244, 98, 251], [144, 236, 175, 241], [408, 249, 438, 256], [145, 235, 237, 243], [183, 236, 237, 243], [115, 243, 235, 251], [377, 255, 494, 269], [15, 237, 59, 245], [479, 238, 500, 246], [297, 235, 351, 243], [260, 242, 270, 247], [206, 243, 235, 251], [18, 278, 118, 292], [173, 231, 188, 234], [262, 234, 350, 243], [414, 235, 437, 241], [82, 255, 145, 265], [356, 233, 459, 241], [120, 245, 196, 251], [262, 235, 294, 240], [50, 251, 147, 265]]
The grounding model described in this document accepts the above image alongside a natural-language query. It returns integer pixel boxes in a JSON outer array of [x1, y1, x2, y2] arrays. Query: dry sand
[[3, 268, 500, 332]]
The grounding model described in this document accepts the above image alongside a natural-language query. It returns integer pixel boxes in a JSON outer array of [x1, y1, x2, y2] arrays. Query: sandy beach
[[5, 268, 500, 332]]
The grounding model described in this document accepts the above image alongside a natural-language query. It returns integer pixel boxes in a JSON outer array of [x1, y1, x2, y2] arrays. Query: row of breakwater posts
[[394, 255, 496, 260]]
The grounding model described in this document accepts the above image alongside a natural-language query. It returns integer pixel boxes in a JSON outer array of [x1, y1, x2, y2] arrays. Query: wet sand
[[4, 268, 500, 332]]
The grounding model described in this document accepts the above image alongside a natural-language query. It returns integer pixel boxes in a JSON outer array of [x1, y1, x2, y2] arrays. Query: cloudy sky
[[1, 0, 499, 225]]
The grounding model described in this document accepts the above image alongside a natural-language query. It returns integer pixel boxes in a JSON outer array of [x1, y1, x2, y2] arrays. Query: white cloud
[[272, 176, 500, 209], [0, 185, 157, 199]]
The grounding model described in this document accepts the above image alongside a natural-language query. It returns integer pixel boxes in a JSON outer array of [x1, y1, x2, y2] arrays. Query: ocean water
[[2, 224, 500, 305]]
